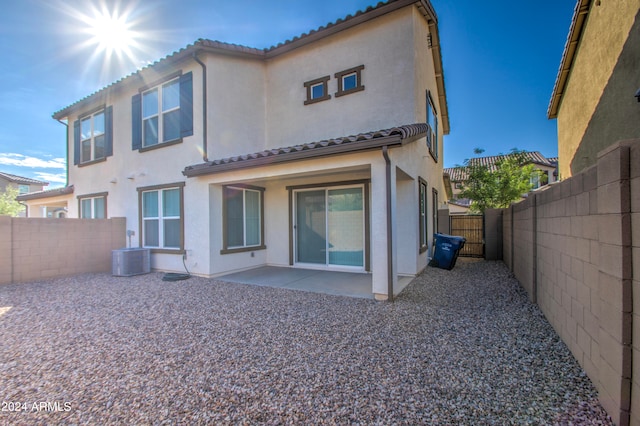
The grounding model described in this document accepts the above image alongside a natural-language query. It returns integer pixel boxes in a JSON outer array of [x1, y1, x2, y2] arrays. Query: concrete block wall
[[512, 196, 536, 302], [503, 207, 513, 270], [484, 209, 503, 261], [0, 217, 126, 284], [629, 141, 640, 426], [503, 140, 638, 426]]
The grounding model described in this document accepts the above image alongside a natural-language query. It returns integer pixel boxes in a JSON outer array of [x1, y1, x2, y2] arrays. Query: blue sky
[[0, 0, 576, 187]]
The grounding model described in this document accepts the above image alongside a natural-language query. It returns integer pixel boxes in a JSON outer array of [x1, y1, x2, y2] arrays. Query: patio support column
[[371, 156, 397, 300]]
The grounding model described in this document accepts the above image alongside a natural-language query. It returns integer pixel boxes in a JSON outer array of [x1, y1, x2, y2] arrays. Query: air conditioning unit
[[112, 248, 151, 276]]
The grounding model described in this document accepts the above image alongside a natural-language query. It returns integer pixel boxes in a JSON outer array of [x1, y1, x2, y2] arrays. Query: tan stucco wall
[[557, 0, 640, 178], [265, 6, 418, 147]]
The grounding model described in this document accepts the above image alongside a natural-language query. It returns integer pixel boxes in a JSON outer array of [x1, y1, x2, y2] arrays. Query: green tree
[[0, 187, 24, 217], [458, 148, 541, 213]]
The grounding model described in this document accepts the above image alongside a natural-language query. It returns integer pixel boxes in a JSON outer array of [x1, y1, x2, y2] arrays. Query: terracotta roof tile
[[444, 151, 556, 182], [184, 123, 427, 177], [0, 171, 48, 186], [16, 185, 74, 201]]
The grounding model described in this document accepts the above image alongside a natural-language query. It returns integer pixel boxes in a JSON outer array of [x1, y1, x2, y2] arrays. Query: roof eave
[[548, 0, 593, 119], [16, 185, 74, 201], [183, 135, 405, 178]]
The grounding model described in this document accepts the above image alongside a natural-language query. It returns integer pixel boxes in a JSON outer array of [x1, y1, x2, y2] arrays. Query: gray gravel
[[0, 259, 612, 425]]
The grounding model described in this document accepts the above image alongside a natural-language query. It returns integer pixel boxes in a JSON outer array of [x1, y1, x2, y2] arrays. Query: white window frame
[[310, 82, 325, 100], [223, 186, 264, 252], [342, 72, 357, 91], [79, 194, 106, 219], [140, 185, 183, 251], [142, 78, 180, 147], [18, 184, 29, 194], [80, 109, 106, 163]]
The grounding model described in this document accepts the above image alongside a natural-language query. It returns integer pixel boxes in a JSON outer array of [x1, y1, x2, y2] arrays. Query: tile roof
[[443, 151, 556, 182], [16, 185, 74, 201], [548, 0, 592, 118], [184, 123, 427, 177], [0, 171, 48, 186], [448, 198, 471, 208]]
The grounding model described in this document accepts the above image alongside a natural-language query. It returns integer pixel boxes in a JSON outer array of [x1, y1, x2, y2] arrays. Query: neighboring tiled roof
[[16, 185, 74, 201], [448, 198, 471, 208], [548, 0, 592, 118], [443, 167, 467, 182], [52, 0, 449, 134], [184, 123, 427, 177], [444, 151, 556, 182], [0, 171, 48, 186], [547, 157, 559, 165]]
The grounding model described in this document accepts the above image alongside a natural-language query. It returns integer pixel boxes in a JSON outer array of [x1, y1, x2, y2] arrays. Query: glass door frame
[[288, 180, 370, 272]]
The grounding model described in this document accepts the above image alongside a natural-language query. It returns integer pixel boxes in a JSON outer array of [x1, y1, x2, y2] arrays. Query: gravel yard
[[0, 259, 612, 425]]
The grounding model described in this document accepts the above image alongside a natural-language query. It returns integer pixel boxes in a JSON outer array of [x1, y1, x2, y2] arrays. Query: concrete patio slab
[[218, 266, 375, 299]]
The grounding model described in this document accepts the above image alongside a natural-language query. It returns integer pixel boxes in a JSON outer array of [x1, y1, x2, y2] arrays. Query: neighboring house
[[443, 151, 558, 214], [17, 186, 72, 218], [19, 0, 450, 300], [548, 0, 640, 178], [0, 171, 48, 217]]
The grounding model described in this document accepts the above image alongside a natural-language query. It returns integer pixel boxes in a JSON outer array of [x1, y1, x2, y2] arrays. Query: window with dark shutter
[[132, 71, 193, 152], [74, 106, 112, 166]]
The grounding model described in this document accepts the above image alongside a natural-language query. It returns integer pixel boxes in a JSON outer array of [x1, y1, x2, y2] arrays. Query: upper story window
[[142, 79, 180, 147], [304, 76, 331, 105], [18, 185, 29, 194], [81, 110, 105, 162], [335, 65, 365, 97], [426, 90, 438, 162], [132, 71, 193, 152], [73, 106, 113, 166]]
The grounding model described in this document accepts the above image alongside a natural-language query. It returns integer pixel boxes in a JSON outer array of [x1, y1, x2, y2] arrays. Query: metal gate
[[450, 215, 484, 257]]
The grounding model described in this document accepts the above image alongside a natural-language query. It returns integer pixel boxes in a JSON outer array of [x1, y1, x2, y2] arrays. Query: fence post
[[532, 193, 537, 304], [437, 208, 450, 234]]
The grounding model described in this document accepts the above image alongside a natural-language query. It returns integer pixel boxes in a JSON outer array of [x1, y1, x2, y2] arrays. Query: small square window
[[311, 83, 325, 100], [335, 65, 365, 97], [304, 76, 331, 105], [342, 73, 357, 91]]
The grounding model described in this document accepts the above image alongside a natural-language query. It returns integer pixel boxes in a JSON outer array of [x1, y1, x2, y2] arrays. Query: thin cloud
[[0, 153, 66, 169], [34, 172, 67, 185]]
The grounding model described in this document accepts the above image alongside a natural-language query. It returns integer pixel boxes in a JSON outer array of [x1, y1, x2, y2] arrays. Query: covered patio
[[218, 266, 415, 299]]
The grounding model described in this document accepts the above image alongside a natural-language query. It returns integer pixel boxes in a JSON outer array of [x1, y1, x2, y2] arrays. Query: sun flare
[[88, 12, 135, 56]]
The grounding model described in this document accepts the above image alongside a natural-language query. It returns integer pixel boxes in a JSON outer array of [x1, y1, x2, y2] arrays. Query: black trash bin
[[429, 233, 466, 270]]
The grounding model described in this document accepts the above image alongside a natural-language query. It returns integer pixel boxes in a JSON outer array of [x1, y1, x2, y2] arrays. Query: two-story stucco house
[[21, 0, 450, 299]]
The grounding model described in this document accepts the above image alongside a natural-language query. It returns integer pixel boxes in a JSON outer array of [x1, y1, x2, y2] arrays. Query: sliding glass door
[[296, 190, 326, 264], [295, 186, 364, 268]]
